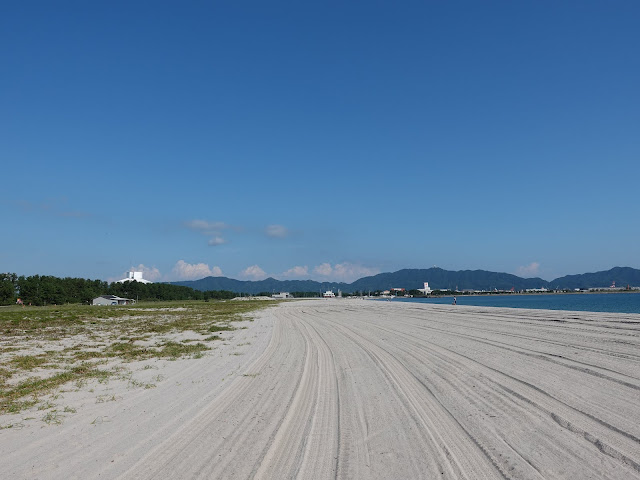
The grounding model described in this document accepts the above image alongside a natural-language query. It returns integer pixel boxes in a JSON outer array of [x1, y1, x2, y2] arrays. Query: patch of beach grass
[[207, 324, 234, 333], [158, 341, 209, 359], [107, 342, 153, 361], [10, 355, 48, 370], [42, 411, 63, 425], [95, 394, 118, 404], [0, 367, 11, 383], [0, 300, 274, 414], [0, 363, 110, 414]]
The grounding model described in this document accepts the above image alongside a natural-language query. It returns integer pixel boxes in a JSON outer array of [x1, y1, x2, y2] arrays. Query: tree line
[[0, 273, 236, 306]]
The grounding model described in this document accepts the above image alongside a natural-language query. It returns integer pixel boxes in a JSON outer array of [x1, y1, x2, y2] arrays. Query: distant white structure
[[117, 271, 152, 284], [417, 282, 432, 295], [93, 295, 135, 306], [323, 290, 336, 298], [272, 292, 293, 299]]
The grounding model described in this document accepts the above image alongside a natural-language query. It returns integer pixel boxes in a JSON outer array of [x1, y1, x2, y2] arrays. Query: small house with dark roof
[[92, 295, 135, 306]]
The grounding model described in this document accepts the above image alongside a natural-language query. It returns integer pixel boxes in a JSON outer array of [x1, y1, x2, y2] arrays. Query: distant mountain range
[[171, 266, 640, 294]]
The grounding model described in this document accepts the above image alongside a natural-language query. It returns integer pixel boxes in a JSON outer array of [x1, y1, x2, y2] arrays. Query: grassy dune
[[0, 300, 275, 414]]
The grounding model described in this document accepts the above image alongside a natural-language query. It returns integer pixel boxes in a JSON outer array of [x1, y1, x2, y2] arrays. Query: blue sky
[[2, 1, 639, 283]]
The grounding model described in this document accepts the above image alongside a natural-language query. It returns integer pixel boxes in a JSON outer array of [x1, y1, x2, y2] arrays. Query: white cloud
[[240, 265, 267, 280], [517, 262, 541, 278], [312, 262, 380, 282], [172, 260, 223, 280], [208, 236, 226, 246], [211, 266, 224, 276], [333, 263, 380, 281], [130, 264, 162, 282], [280, 265, 309, 278], [265, 224, 289, 238], [313, 263, 334, 276]]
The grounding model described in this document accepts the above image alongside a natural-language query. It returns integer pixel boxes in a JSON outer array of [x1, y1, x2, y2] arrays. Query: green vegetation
[[0, 300, 274, 414], [0, 272, 237, 306], [158, 341, 210, 359], [1, 364, 110, 414], [10, 355, 48, 370]]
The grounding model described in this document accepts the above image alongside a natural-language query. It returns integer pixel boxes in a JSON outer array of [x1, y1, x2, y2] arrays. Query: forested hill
[[550, 267, 640, 289], [172, 276, 350, 295], [174, 268, 547, 294], [174, 266, 640, 294], [348, 268, 547, 292]]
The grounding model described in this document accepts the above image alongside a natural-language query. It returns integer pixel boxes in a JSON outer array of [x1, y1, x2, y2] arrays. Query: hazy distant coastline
[[173, 266, 640, 295]]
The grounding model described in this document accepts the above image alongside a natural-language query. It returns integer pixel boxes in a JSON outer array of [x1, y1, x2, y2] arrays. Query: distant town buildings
[[272, 292, 293, 299], [588, 284, 633, 292], [323, 290, 336, 298], [417, 282, 432, 295], [117, 271, 152, 284]]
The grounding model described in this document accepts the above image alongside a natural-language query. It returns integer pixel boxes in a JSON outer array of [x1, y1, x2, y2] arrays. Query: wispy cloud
[[15, 198, 93, 219], [184, 219, 231, 246], [265, 224, 289, 238], [312, 262, 380, 282], [185, 220, 291, 246], [184, 220, 229, 233], [172, 260, 223, 280], [208, 236, 226, 246], [517, 262, 541, 278], [240, 265, 267, 280], [58, 211, 92, 218]]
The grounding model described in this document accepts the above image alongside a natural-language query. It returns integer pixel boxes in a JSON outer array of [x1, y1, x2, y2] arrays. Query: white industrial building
[[417, 282, 432, 295], [116, 271, 152, 284]]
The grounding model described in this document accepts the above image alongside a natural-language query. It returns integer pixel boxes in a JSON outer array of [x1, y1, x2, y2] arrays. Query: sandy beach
[[2, 299, 640, 479]]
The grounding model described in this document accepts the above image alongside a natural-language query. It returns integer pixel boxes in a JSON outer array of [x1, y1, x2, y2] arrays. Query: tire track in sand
[[120, 300, 640, 479]]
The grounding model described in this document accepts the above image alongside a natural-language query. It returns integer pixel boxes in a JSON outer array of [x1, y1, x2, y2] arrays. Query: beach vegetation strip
[[0, 300, 275, 414]]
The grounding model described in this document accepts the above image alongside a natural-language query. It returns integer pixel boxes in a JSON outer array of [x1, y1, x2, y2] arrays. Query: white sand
[[2, 300, 640, 479]]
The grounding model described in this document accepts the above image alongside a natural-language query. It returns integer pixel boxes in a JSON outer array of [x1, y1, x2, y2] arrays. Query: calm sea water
[[393, 292, 640, 314]]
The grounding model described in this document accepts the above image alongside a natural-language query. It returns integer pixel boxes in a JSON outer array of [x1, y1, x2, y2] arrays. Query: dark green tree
[[0, 273, 18, 305]]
